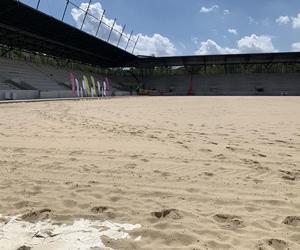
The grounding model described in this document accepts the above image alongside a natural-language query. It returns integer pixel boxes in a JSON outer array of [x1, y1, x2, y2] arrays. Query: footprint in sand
[[242, 159, 260, 165], [88, 180, 100, 185], [110, 196, 121, 202], [63, 200, 77, 208], [204, 172, 214, 177], [168, 133, 176, 139], [253, 179, 264, 184], [91, 206, 109, 214], [280, 170, 298, 182], [69, 184, 91, 190], [89, 193, 103, 199], [282, 175, 296, 181], [147, 134, 159, 140], [255, 166, 270, 171], [213, 214, 246, 229], [278, 153, 293, 158], [124, 163, 137, 169], [226, 146, 236, 151], [154, 170, 171, 177], [14, 201, 31, 209], [257, 239, 289, 250], [214, 154, 226, 160], [186, 188, 200, 193], [21, 208, 52, 223], [282, 216, 300, 227], [14, 148, 25, 153], [131, 154, 140, 159], [199, 149, 213, 153], [244, 206, 261, 213], [17, 246, 31, 250], [151, 209, 182, 220], [257, 153, 267, 158]]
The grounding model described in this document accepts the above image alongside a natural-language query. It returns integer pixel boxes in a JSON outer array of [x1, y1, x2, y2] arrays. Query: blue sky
[[20, 0, 300, 56]]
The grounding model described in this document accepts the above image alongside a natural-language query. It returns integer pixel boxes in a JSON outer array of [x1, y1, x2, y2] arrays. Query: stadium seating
[[0, 56, 135, 100], [3, 56, 298, 99], [0, 75, 16, 90], [142, 74, 300, 96], [0, 57, 69, 91]]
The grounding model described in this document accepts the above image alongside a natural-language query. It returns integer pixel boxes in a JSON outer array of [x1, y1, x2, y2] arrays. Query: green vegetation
[[0, 45, 110, 75], [1, 45, 300, 78]]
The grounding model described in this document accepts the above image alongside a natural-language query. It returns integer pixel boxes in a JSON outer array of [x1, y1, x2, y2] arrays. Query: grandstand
[[0, 54, 134, 100], [0, 0, 300, 100]]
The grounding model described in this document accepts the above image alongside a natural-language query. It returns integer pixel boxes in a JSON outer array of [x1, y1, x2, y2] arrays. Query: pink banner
[[69, 72, 76, 97]]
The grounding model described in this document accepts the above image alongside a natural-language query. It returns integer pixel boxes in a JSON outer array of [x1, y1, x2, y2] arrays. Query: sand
[[0, 96, 299, 250]]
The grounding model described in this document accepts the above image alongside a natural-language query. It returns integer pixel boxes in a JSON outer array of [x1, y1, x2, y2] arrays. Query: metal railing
[[18, 0, 139, 54]]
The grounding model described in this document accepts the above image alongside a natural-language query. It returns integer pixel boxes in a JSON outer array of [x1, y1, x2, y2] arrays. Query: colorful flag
[[69, 73, 76, 97], [83, 75, 91, 96]]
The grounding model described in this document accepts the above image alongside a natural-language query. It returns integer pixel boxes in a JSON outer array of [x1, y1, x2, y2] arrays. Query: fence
[[17, 0, 139, 54]]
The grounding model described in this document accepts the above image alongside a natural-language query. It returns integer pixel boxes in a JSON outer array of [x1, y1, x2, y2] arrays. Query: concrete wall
[[40, 91, 73, 99], [0, 90, 39, 100], [114, 91, 131, 96], [0, 90, 127, 101], [141, 73, 300, 96], [0, 90, 78, 100], [0, 90, 76, 100]]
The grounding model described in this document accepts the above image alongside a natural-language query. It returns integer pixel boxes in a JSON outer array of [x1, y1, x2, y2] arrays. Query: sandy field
[[0, 97, 299, 250]]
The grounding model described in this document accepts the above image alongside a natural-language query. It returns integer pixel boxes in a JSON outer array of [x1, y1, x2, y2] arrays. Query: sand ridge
[[0, 97, 299, 249]]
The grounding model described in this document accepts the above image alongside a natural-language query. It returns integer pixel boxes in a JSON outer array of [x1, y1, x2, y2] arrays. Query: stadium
[[0, 0, 299, 249]]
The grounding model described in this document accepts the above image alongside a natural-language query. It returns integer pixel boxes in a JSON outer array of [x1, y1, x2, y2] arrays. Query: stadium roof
[[0, 0, 137, 67], [134, 52, 300, 68]]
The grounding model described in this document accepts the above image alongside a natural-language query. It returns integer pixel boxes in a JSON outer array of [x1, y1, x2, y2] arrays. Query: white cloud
[[274, 13, 300, 29], [291, 42, 300, 51], [248, 16, 258, 25], [276, 16, 290, 25], [179, 42, 187, 50], [191, 37, 199, 45], [262, 18, 271, 27], [200, 5, 219, 13], [134, 34, 176, 56], [195, 40, 238, 55], [195, 34, 277, 55], [199, 6, 230, 16], [71, 2, 176, 56], [292, 13, 300, 29], [248, 16, 254, 24], [224, 10, 230, 15], [237, 34, 277, 53], [228, 28, 238, 35]]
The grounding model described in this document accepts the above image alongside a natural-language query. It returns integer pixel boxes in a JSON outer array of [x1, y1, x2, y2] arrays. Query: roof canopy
[[135, 53, 300, 68], [0, 0, 137, 67]]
